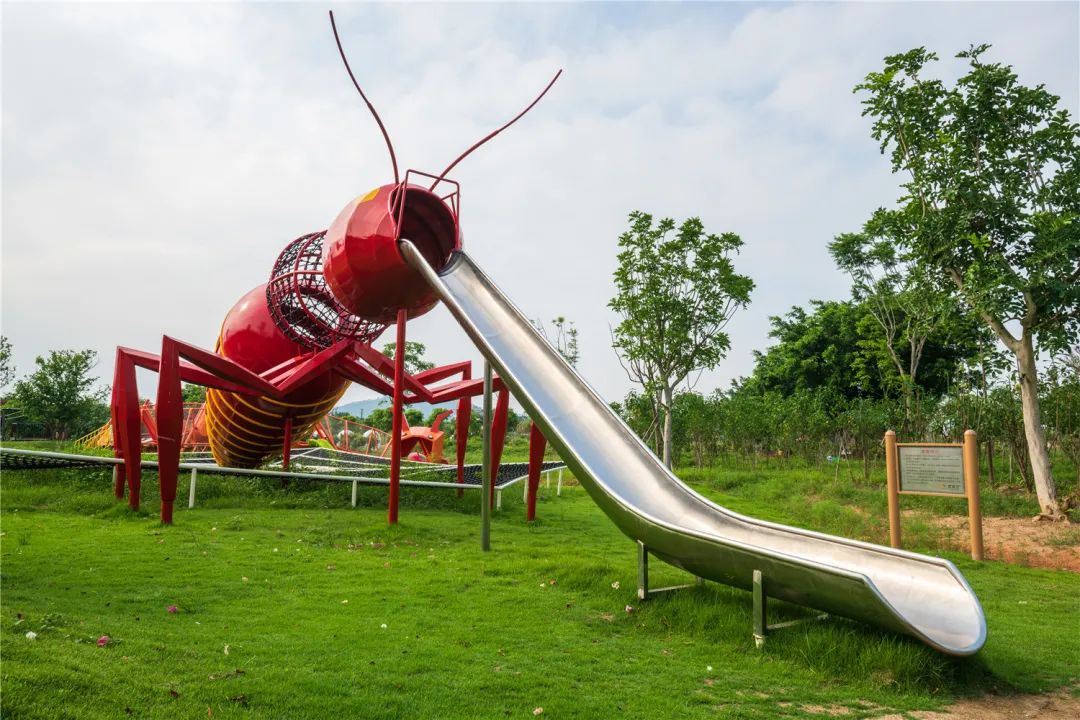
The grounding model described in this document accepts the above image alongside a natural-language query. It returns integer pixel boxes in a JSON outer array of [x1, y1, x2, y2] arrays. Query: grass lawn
[[1, 448, 1078, 719]]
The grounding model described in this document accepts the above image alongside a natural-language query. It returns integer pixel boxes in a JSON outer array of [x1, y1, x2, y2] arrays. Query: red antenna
[[329, 10, 400, 184], [430, 69, 562, 191]]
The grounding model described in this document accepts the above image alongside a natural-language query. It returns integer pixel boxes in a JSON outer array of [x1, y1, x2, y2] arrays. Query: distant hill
[[334, 398, 470, 419]]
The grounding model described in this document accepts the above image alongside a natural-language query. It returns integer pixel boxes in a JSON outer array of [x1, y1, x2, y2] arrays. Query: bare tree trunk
[[1015, 334, 1061, 518], [986, 438, 995, 485], [661, 384, 674, 468]]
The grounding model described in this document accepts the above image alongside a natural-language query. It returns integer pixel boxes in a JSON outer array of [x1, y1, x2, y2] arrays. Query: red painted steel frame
[[526, 422, 547, 521], [388, 309, 407, 524], [489, 388, 510, 510]]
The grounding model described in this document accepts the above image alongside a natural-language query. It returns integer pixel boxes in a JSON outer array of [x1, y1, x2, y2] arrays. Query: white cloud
[[2, 2, 1076, 408]]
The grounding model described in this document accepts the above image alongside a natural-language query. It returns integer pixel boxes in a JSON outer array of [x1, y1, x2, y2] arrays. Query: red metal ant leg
[[282, 416, 293, 471], [489, 388, 510, 510], [111, 350, 127, 498], [455, 380, 471, 497], [156, 337, 185, 525], [526, 422, 547, 521], [388, 309, 407, 524], [112, 349, 143, 508]]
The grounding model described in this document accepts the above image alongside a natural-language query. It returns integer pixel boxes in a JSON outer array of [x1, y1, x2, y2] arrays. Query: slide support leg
[[753, 570, 767, 649], [637, 542, 702, 601], [480, 361, 492, 551]]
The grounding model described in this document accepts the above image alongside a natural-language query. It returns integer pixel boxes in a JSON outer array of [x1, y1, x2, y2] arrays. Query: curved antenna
[[430, 69, 562, 191], [329, 10, 399, 184]]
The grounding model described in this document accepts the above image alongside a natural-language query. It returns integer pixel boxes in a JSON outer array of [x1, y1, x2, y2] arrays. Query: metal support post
[[751, 569, 826, 648], [187, 468, 198, 509], [557, 469, 563, 496], [351, 479, 358, 508], [480, 361, 492, 551], [637, 542, 702, 601], [637, 541, 650, 600], [753, 570, 766, 648]]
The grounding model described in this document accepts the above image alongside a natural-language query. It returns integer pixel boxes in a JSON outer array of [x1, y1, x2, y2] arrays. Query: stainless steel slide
[[401, 242, 986, 656]]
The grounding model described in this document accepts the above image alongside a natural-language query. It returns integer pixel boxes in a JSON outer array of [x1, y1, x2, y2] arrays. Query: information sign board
[[897, 445, 965, 495]]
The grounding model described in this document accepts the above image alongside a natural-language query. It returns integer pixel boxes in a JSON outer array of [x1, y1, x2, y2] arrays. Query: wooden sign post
[[884, 429, 983, 561]]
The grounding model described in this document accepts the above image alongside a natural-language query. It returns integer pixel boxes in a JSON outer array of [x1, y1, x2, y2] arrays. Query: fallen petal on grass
[[167, 605, 178, 614], [97, 635, 110, 647], [611, 581, 620, 590], [533, 707, 544, 716], [25, 631, 37, 641], [625, 605, 635, 614]]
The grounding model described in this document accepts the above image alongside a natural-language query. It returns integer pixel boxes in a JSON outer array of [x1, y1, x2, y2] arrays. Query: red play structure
[[108, 12, 558, 524]]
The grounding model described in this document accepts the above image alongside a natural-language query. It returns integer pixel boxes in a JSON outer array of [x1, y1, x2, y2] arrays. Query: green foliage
[[181, 383, 206, 403], [8, 349, 108, 439], [609, 211, 754, 466], [749, 301, 883, 400], [1041, 354, 1080, 481], [854, 45, 1079, 355], [365, 406, 423, 432], [0, 335, 14, 390], [381, 341, 435, 374], [533, 316, 580, 368], [852, 44, 1080, 515]]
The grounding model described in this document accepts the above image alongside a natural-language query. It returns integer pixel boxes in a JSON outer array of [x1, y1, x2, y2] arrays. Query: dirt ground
[[873, 687, 1080, 719], [924, 514, 1080, 572]]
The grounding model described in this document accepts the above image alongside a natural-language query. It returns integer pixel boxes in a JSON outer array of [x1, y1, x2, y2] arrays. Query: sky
[[2, 2, 1077, 409]]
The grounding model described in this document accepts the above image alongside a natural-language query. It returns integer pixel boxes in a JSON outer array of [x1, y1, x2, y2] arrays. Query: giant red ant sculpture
[[111, 11, 559, 524]]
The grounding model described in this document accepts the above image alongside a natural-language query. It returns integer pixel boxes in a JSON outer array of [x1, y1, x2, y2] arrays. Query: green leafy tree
[[181, 383, 207, 403], [610, 211, 754, 467], [853, 45, 1079, 517], [749, 301, 882, 401], [366, 406, 423, 432], [612, 390, 662, 454], [0, 336, 14, 391], [10, 349, 108, 439], [533, 316, 580, 368], [382, 341, 435, 375], [1043, 354, 1080, 485], [831, 233, 977, 424]]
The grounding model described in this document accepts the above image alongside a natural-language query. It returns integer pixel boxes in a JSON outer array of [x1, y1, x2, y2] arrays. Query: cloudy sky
[[3, 2, 1077, 408]]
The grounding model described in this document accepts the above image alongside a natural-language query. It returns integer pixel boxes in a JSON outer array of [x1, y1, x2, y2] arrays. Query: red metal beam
[[526, 422, 547, 521], [388, 309, 407, 524], [489, 388, 510, 510]]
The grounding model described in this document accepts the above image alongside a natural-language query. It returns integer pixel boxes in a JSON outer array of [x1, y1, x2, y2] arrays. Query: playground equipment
[[76, 401, 209, 452], [97, 11, 986, 654], [106, 13, 560, 524], [401, 243, 986, 656]]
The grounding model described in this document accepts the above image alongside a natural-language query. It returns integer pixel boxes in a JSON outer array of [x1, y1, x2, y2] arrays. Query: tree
[[610, 211, 754, 467], [533, 316, 580, 368], [1043, 353, 1080, 485], [831, 233, 968, 423], [749, 301, 883, 401], [612, 390, 662, 454], [367, 405, 423, 432], [10, 349, 108, 439], [382, 341, 435, 374], [0, 336, 14, 391], [182, 383, 207, 403], [853, 45, 1079, 517]]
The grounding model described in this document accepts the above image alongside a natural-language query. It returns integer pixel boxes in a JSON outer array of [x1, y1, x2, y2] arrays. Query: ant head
[[321, 11, 559, 324]]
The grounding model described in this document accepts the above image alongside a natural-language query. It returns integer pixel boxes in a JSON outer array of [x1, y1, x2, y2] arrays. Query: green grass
[[2, 450, 1078, 719]]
